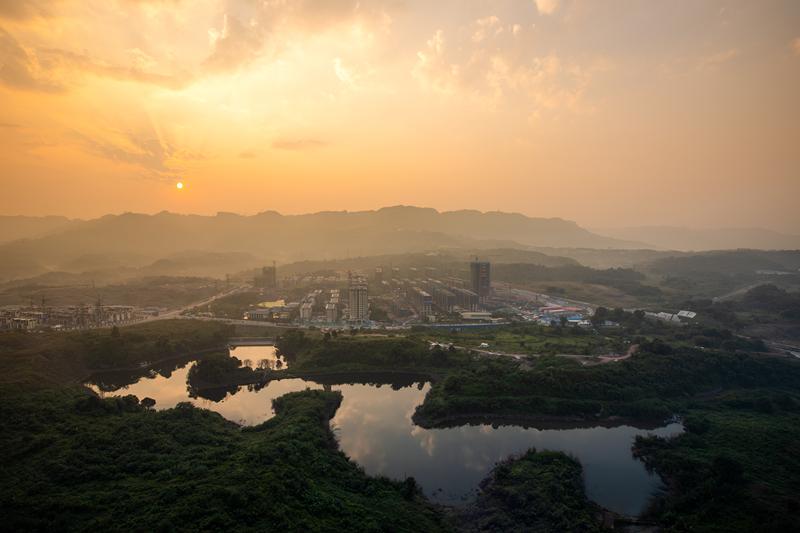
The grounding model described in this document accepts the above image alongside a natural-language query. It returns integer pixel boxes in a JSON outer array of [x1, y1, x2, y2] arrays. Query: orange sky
[[1, 1, 799, 231]]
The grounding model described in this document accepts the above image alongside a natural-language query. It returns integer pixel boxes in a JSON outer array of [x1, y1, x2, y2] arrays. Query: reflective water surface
[[87, 346, 681, 516]]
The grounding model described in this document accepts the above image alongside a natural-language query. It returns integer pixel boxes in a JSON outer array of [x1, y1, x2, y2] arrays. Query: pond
[[87, 346, 682, 516]]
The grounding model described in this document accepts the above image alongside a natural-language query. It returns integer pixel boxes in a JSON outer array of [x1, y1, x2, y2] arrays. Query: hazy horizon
[[3, 206, 800, 236], [1, 1, 799, 232]]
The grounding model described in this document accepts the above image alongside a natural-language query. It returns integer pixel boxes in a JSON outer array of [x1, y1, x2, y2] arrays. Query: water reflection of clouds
[[92, 363, 683, 516], [331, 384, 683, 515], [410, 425, 437, 457]]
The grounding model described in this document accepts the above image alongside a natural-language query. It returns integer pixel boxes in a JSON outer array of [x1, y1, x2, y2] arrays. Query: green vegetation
[[187, 352, 250, 386], [417, 323, 627, 357], [634, 390, 800, 532], [275, 329, 316, 360], [0, 276, 220, 307], [0, 387, 448, 531], [647, 251, 800, 306], [647, 250, 800, 278], [676, 284, 800, 340], [413, 346, 800, 426], [459, 449, 603, 532], [0, 319, 231, 390], [494, 263, 663, 303], [195, 290, 264, 319], [290, 335, 465, 373], [4, 314, 800, 531], [0, 321, 452, 531]]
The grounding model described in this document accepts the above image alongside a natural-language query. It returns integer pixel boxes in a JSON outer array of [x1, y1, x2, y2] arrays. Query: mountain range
[[1, 207, 798, 284], [0, 207, 639, 282], [596, 226, 800, 252]]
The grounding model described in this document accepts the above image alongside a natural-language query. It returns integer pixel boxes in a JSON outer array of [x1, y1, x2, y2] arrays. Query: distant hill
[[0, 251, 265, 289], [0, 215, 78, 244], [596, 226, 800, 251], [141, 251, 264, 278], [0, 207, 638, 282], [529, 247, 681, 269], [272, 248, 579, 278], [645, 250, 800, 276]]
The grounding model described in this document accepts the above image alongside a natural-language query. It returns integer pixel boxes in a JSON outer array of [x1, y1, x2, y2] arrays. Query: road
[[712, 282, 766, 303], [499, 286, 596, 311], [133, 285, 248, 325]]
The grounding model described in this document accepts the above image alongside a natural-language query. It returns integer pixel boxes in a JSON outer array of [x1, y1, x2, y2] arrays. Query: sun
[[176, 182, 184, 190]]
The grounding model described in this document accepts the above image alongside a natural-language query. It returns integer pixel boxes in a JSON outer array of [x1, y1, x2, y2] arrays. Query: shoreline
[[412, 410, 674, 431], [187, 367, 437, 391], [81, 345, 228, 385]]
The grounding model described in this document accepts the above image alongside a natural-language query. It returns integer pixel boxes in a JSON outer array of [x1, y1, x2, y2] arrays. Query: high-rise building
[[255, 262, 277, 289], [325, 303, 339, 323], [348, 277, 369, 322], [452, 287, 479, 311], [410, 287, 433, 316], [300, 302, 313, 322], [470, 259, 491, 303]]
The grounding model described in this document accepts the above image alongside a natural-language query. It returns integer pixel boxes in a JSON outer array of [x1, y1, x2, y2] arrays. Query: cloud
[[696, 48, 739, 71], [413, 30, 452, 94], [0, 28, 65, 92], [414, 24, 607, 115], [0, 27, 191, 93], [533, 0, 560, 15], [793, 37, 800, 56], [3, 1, 397, 90], [38, 47, 193, 89], [70, 124, 182, 181], [272, 138, 327, 151], [471, 16, 500, 43], [204, 11, 268, 73], [203, 0, 396, 73], [0, 121, 21, 128], [0, 0, 55, 20], [333, 57, 355, 86], [238, 149, 256, 159]]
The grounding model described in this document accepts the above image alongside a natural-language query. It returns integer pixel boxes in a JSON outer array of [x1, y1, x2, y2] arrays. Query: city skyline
[[1, 1, 799, 232]]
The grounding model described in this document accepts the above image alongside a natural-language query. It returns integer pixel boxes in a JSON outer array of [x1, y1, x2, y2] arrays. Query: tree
[[275, 330, 309, 359], [712, 455, 744, 485], [141, 397, 156, 410], [592, 307, 609, 326]]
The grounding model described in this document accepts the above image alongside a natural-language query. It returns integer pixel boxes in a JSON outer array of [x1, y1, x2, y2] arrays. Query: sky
[[1, 0, 799, 231]]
